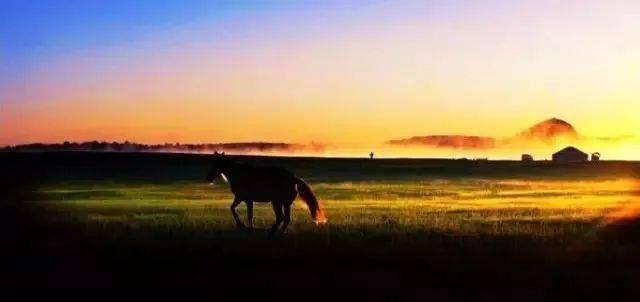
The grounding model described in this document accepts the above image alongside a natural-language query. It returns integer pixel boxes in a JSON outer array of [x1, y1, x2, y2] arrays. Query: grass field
[[2, 152, 640, 296], [38, 178, 638, 237]]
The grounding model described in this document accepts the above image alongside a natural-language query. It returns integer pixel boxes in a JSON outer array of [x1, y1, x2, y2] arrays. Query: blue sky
[[0, 1, 382, 61], [1, 0, 454, 88], [1, 1, 381, 80], [1, 0, 253, 81]]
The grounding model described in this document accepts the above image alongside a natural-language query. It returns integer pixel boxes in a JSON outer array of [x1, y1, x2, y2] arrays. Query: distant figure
[[521, 154, 534, 162], [552, 146, 588, 162], [369, 152, 375, 159], [591, 152, 601, 161], [206, 152, 326, 236]]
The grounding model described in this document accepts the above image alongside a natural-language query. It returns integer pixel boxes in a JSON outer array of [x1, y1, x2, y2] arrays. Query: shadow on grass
[[1, 194, 638, 297], [1, 193, 639, 300], [40, 190, 125, 200], [600, 216, 640, 246]]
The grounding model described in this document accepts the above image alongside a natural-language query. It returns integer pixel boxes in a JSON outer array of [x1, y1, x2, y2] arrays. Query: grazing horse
[[206, 152, 326, 235]]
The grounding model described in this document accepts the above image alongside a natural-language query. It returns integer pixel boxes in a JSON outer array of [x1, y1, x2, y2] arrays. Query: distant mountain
[[515, 118, 578, 141], [387, 118, 578, 149]]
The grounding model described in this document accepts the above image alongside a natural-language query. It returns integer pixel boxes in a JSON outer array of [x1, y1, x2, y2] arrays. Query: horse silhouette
[[206, 152, 326, 235]]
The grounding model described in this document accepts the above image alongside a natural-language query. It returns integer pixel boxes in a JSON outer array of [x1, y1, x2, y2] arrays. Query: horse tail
[[294, 177, 327, 224]]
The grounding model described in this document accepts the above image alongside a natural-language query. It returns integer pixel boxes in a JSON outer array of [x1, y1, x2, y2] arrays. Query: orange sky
[[2, 1, 640, 159]]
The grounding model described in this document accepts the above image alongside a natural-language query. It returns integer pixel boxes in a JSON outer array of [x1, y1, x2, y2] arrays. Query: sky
[[1, 0, 640, 158]]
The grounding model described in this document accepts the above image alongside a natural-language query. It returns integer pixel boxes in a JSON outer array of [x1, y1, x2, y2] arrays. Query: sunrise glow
[[2, 1, 640, 159]]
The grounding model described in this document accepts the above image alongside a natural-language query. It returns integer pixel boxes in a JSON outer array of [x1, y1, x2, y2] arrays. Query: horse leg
[[230, 197, 245, 229], [269, 201, 284, 237], [281, 203, 291, 234], [246, 200, 254, 229]]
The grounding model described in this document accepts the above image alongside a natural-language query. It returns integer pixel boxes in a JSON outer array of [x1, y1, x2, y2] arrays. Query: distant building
[[552, 146, 588, 162], [521, 154, 533, 162], [591, 152, 601, 161]]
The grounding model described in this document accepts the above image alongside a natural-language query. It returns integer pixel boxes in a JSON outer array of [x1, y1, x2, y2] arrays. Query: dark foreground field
[[1, 152, 640, 299]]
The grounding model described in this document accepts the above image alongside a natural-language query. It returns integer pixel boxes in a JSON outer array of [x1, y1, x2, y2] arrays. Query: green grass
[[4, 151, 640, 290], [36, 178, 639, 238], [4, 153, 640, 291]]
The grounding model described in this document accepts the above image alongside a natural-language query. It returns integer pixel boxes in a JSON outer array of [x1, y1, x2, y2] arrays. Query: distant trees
[[0, 141, 325, 154]]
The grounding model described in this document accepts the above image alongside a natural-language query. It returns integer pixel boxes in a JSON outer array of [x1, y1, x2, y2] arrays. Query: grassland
[[2, 152, 640, 296], [38, 178, 638, 237]]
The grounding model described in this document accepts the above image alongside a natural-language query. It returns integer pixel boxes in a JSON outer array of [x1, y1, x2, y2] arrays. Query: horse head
[[206, 151, 230, 184]]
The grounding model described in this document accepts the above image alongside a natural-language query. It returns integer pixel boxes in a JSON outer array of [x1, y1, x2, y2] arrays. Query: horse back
[[229, 164, 297, 201]]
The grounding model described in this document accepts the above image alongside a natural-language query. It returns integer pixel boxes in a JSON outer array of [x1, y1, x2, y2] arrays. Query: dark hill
[[516, 118, 578, 141], [387, 118, 579, 149]]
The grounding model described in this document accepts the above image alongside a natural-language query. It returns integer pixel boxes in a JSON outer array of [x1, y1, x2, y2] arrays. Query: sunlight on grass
[[36, 178, 639, 237]]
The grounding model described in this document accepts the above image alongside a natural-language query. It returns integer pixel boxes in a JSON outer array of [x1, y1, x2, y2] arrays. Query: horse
[[206, 152, 327, 235]]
